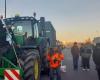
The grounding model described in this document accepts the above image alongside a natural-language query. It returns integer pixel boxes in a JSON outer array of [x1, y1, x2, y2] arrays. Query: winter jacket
[[80, 46, 85, 56], [71, 46, 80, 57], [80, 45, 92, 58]]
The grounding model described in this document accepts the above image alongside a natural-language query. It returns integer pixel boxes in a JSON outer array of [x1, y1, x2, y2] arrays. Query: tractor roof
[[4, 16, 38, 25]]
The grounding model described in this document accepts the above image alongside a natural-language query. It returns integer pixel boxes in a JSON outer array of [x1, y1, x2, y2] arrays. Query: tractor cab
[[4, 16, 39, 46], [0, 16, 43, 79]]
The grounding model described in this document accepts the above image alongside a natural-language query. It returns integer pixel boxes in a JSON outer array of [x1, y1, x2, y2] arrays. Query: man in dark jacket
[[93, 43, 100, 80], [80, 43, 85, 68], [80, 43, 92, 71], [71, 42, 80, 70]]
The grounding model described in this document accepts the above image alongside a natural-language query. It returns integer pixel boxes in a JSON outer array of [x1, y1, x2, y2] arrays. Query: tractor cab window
[[12, 21, 32, 37]]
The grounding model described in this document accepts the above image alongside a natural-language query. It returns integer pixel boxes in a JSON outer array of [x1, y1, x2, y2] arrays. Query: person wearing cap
[[93, 43, 100, 80], [71, 42, 80, 70], [47, 47, 64, 80]]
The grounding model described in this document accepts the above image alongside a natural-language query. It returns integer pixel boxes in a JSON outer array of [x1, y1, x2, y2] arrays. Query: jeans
[[49, 67, 61, 80], [73, 56, 79, 70], [82, 57, 90, 69]]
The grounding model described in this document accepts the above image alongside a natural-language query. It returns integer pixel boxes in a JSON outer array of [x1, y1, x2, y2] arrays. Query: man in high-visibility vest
[[47, 47, 64, 80]]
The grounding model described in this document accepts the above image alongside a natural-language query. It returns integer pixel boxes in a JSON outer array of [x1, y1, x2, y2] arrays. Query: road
[[41, 48, 98, 80]]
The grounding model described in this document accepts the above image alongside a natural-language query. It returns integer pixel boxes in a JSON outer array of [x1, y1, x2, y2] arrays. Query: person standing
[[71, 42, 80, 70], [93, 43, 100, 80], [81, 43, 92, 71], [47, 47, 64, 80], [80, 43, 85, 68]]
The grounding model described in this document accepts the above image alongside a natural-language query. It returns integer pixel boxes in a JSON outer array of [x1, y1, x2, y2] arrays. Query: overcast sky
[[0, 0, 100, 42]]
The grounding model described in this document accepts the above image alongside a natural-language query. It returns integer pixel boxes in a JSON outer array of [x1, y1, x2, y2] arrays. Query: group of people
[[71, 42, 100, 80], [71, 42, 92, 71]]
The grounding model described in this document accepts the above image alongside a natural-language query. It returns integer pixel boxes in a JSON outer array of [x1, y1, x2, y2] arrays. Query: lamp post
[[5, 0, 6, 18]]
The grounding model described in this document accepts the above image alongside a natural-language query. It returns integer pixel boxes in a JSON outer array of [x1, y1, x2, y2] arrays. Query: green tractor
[[0, 15, 52, 80]]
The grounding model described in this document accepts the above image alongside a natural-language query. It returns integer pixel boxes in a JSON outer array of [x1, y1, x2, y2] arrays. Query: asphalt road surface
[[41, 48, 98, 80]]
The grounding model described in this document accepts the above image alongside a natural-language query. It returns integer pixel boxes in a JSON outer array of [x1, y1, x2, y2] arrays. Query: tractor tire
[[24, 50, 40, 80]]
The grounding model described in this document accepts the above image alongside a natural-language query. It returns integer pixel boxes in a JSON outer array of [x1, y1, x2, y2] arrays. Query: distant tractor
[[0, 15, 56, 80]]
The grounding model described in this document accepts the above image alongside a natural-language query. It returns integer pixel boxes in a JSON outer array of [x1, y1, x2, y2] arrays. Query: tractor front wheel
[[24, 50, 40, 80]]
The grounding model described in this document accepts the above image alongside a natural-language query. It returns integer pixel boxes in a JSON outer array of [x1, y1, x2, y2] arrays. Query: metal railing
[[0, 57, 17, 68]]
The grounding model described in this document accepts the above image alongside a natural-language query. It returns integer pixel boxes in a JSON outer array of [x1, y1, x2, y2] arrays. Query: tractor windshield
[[12, 21, 32, 37]]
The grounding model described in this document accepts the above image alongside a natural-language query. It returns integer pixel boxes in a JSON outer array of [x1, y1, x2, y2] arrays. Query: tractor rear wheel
[[24, 50, 40, 80]]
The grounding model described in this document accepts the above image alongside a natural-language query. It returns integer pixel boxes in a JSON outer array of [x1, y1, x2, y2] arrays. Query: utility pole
[[5, 0, 6, 18]]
